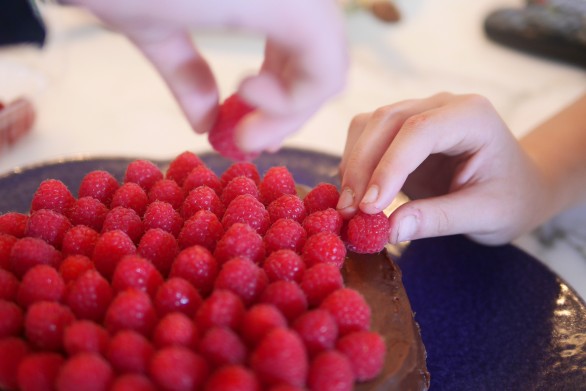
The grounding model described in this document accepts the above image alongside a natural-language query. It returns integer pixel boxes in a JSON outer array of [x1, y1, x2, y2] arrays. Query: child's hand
[[338, 92, 553, 245]]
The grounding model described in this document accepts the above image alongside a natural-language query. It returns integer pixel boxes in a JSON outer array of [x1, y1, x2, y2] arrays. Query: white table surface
[[1, 0, 585, 300]]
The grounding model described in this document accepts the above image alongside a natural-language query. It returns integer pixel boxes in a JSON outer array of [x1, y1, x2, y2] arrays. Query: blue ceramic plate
[[1, 148, 585, 391]]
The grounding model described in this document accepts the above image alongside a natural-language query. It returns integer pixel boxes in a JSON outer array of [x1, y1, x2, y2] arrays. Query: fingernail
[[361, 185, 379, 205], [396, 215, 418, 243], [337, 187, 354, 210]]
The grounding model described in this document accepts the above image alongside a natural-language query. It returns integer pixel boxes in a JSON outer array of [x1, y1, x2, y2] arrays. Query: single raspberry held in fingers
[[263, 218, 307, 255], [153, 312, 199, 349], [239, 303, 288, 347], [143, 201, 184, 238], [263, 249, 306, 283], [0, 337, 29, 391], [55, 353, 114, 391], [0, 300, 23, 338], [302, 231, 346, 269], [154, 277, 203, 318], [92, 229, 136, 280], [303, 183, 340, 214], [111, 374, 156, 391], [303, 208, 344, 237], [149, 346, 209, 391], [104, 288, 157, 337], [267, 194, 307, 224], [148, 179, 185, 210], [214, 257, 268, 306], [199, 326, 247, 367], [25, 208, 72, 249], [222, 194, 270, 235], [214, 223, 265, 265], [0, 233, 17, 270], [111, 182, 149, 216], [260, 280, 308, 323], [182, 165, 223, 195], [63, 320, 109, 355], [30, 179, 75, 215], [195, 289, 245, 332], [300, 263, 344, 307], [293, 309, 338, 357], [165, 151, 204, 187], [307, 350, 355, 391], [320, 288, 371, 336], [102, 206, 143, 244], [336, 330, 386, 381], [204, 365, 260, 391], [0, 212, 28, 238], [17, 264, 66, 308], [208, 93, 258, 161], [178, 210, 224, 252], [170, 245, 218, 296], [0, 269, 19, 301], [259, 166, 296, 205], [181, 186, 225, 220], [9, 237, 61, 278], [344, 211, 391, 254], [251, 327, 308, 387], [221, 161, 261, 186], [111, 255, 164, 297], [61, 225, 99, 257], [66, 196, 109, 231], [17, 352, 64, 391], [124, 159, 164, 192], [221, 176, 260, 206], [59, 254, 95, 285], [137, 228, 179, 277], [25, 301, 75, 351], [107, 329, 154, 374], [66, 270, 113, 322], [78, 170, 119, 207]]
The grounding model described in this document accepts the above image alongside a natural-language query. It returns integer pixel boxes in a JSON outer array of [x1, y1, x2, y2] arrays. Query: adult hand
[[338, 92, 554, 245], [69, 0, 348, 153]]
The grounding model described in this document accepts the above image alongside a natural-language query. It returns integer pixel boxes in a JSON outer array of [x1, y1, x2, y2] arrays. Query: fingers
[[134, 31, 220, 134]]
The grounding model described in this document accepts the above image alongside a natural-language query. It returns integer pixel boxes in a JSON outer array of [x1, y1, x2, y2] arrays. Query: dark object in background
[[0, 0, 46, 47], [484, 0, 586, 68]]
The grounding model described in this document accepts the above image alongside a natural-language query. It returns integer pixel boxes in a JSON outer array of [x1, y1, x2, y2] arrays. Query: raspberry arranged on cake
[[0, 151, 429, 391]]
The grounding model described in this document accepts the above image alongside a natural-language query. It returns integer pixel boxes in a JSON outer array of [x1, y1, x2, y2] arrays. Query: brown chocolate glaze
[[344, 250, 430, 391]]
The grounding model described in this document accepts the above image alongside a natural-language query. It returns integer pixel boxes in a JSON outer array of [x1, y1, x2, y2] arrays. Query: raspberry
[[263, 249, 306, 283], [267, 194, 307, 224], [263, 218, 307, 255], [250, 328, 308, 387], [215, 257, 268, 306], [199, 326, 247, 367], [303, 208, 344, 236], [78, 170, 119, 207], [214, 223, 265, 265], [66, 270, 113, 322], [137, 228, 179, 277], [183, 165, 223, 196], [239, 304, 287, 347], [63, 320, 109, 356], [303, 183, 340, 214], [181, 186, 225, 220], [107, 330, 154, 374], [17, 265, 65, 308], [221, 162, 261, 186], [111, 374, 156, 391], [0, 300, 23, 338], [0, 233, 17, 270], [66, 196, 109, 231], [344, 211, 390, 254], [222, 194, 270, 235], [59, 254, 95, 284], [0, 212, 28, 238], [104, 288, 157, 337], [165, 151, 204, 187], [302, 231, 346, 269], [143, 200, 184, 237], [153, 312, 199, 349], [221, 176, 260, 206], [292, 309, 338, 357], [195, 289, 245, 332], [320, 288, 371, 336], [204, 365, 260, 391], [260, 281, 308, 323], [149, 347, 209, 391], [178, 210, 224, 251], [307, 350, 354, 391], [148, 179, 185, 210], [30, 179, 75, 215], [111, 182, 149, 216], [259, 166, 296, 206], [56, 353, 114, 391], [61, 225, 99, 257], [102, 206, 144, 243], [0, 269, 19, 301], [170, 245, 218, 296], [154, 277, 202, 318], [25, 301, 75, 351], [124, 159, 164, 192], [112, 255, 164, 297], [92, 229, 136, 279], [0, 337, 29, 391], [268, 386, 305, 391], [17, 352, 64, 391], [9, 237, 61, 278], [208, 93, 258, 161], [300, 263, 344, 307], [25, 209, 72, 249], [336, 331, 386, 381]]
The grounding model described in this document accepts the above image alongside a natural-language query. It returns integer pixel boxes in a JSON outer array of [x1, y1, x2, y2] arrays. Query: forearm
[[520, 93, 586, 221]]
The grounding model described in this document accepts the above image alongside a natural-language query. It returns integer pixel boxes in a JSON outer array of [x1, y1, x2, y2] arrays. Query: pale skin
[[338, 92, 586, 246], [66, 0, 348, 153]]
